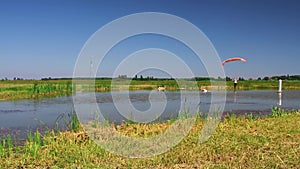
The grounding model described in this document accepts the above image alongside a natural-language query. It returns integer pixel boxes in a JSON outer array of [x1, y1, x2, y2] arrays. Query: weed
[[55, 111, 81, 132], [169, 115, 175, 124], [69, 111, 80, 132], [271, 106, 286, 117], [25, 131, 42, 158], [246, 113, 255, 120], [228, 113, 237, 122]]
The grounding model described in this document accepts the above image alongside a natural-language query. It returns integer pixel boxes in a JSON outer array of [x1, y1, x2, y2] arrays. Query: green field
[[1, 78, 300, 100], [0, 110, 299, 168]]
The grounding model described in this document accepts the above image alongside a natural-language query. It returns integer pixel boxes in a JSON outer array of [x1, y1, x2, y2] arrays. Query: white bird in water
[[201, 89, 208, 93]]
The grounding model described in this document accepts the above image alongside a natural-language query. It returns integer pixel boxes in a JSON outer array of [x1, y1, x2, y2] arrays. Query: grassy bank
[[1, 79, 300, 101], [0, 80, 73, 100], [233, 80, 300, 90], [0, 110, 299, 168]]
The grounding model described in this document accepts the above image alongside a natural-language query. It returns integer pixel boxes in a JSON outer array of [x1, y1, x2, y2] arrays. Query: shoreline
[[1, 79, 300, 101], [2, 88, 300, 101], [1, 107, 297, 146], [1, 110, 299, 168]]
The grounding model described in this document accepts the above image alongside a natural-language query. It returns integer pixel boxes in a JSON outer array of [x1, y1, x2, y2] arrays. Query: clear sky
[[1, 0, 300, 79]]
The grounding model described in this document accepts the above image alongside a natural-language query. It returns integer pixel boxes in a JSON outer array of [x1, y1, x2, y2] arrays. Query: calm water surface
[[1, 90, 299, 139]]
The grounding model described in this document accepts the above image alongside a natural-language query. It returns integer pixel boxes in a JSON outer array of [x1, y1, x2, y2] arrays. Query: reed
[[270, 106, 297, 117], [0, 135, 13, 158], [55, 111, 81, 132], [24, 131, 42, 158]]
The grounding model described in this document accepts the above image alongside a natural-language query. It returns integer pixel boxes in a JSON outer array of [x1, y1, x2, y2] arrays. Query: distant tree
[[289, 75, 300, 80], [16, 77, 23, 80], [140, 75, 143, 80], [263, 76, 270, 80], [225, 76, 232, 81], [271, 76, 286, 80], [257, 77, 262, 80]]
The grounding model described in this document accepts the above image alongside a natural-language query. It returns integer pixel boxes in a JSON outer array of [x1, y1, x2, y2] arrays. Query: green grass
[[232, 80, 300, 90], [0, 110, 299, 168], [1, 79, 300, 100], [0, 80, 73, 100]]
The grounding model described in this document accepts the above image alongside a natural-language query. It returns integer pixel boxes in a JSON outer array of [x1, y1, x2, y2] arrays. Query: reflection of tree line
[[232, 91, 283, 106]]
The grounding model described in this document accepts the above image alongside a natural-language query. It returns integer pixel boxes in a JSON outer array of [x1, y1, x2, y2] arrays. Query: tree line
[[2, 74, 300, 81]]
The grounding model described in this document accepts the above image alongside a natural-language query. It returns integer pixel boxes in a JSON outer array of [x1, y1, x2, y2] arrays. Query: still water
[[0, 90, 299, 139]]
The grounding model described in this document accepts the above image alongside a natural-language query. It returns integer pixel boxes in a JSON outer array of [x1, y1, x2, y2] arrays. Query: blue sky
[[0, 0, 300, 79]]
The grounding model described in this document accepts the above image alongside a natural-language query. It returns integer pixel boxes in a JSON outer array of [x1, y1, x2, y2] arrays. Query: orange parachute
[[222, 57, 247, 66]]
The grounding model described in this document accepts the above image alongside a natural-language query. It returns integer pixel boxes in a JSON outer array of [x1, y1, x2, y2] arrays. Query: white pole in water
[[278, 79, 282, 93]]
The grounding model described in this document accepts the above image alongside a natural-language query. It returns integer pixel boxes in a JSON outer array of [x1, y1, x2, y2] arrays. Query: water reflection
[[1, 90, 300, 137], [234, 91, 237, 103], [278, 92, 282, 106]]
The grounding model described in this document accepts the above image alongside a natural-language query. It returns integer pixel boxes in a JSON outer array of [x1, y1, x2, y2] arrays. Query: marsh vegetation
[[1, 78, 300, 100], [0, 109, 299, 168]]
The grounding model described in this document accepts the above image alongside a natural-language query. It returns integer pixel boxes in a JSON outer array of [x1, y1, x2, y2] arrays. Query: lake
[[1, 90, 299, 140]]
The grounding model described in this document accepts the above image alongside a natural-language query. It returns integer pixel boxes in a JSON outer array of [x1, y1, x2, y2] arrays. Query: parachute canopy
[[222, 57, 247, 66]]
